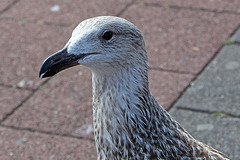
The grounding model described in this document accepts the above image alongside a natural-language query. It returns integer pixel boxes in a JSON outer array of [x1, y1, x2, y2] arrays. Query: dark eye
[[102, 31, 113, 40]]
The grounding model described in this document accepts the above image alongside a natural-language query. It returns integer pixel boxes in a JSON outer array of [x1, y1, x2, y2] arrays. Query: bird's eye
[[102, 31, 113, 40]]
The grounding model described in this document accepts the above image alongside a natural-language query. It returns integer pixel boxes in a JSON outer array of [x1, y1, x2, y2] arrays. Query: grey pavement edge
[[169, 29, 240, 160], [231, 28, 240, 42], [173, 44, 240, 117]]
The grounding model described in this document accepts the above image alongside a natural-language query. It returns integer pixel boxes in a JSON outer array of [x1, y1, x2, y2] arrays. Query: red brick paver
[[0, 19, 72, 89], [3, 67, 94, 139], [1, 0, 132, 24], [0, 0, 16, 13], [149, 70, 193, 108], [0, 86, 30, 121], [0, 127, 97, 160], [122, 4, 240, 73]]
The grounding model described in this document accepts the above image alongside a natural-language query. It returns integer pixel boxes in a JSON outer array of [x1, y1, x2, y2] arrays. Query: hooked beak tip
[[39, 71, 47, 79], [39, 47, 82, 79]]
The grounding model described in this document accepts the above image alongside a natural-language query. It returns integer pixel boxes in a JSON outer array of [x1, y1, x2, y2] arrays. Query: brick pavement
[[0, 0, 240, 159]]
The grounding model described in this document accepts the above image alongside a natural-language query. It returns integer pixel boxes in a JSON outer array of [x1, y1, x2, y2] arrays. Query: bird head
[[39, 16, 146, 79]]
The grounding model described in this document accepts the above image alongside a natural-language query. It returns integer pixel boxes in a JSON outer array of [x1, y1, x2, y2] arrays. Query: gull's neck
[[91, 65, 184, 158], [91, 64, 150, 133], [92, 64, 151, 156], [90, 65, 226, 159]]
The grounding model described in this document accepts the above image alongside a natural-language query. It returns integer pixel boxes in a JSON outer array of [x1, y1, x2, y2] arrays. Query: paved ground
[[170, 44, 240, 159], [0, 0, 239, 159]]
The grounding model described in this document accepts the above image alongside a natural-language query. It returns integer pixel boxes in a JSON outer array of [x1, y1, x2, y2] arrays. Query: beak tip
[[39, 47, 79, 79], [39, 72, 45, 79], [39, 62, 48, 79], [39, 55, 54, 79], [39, 65, 54, 79]]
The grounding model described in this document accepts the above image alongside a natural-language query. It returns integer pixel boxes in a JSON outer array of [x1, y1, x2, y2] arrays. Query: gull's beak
[[39, 47, 83, 79]]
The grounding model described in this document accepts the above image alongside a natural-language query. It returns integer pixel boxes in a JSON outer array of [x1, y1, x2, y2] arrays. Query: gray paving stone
[[231, 27, 240, 42], [169, 109, 240, 160], [174, 45, 240, 116]]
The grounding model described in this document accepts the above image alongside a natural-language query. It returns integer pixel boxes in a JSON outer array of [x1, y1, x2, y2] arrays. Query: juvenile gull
[[39, 16, 229, 159]]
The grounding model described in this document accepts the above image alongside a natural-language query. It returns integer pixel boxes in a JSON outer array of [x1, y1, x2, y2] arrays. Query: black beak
[[39, 47, 84, 79]]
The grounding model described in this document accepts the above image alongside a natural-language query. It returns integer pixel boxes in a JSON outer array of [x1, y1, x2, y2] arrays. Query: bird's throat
[[91, 67, 151, 157]]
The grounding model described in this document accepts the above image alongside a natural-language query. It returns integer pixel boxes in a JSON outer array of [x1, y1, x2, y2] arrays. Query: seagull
[[39, 16, 229, 160]]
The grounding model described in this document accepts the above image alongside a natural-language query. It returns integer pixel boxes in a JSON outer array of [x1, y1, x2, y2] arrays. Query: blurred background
[[0, 0, 240, 159]]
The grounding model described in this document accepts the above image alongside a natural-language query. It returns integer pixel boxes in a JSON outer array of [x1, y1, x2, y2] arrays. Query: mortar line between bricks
[[0, 16, 74, 27], [0, 83, 35, 91], [141, 2, 240, 15], [137, 3, 240, 15], [0, 78, 52, 124], [176, 106, 240, 119], [0, 0, 20, 15], [116, 0, 136, 16], [148, 67, 196, 75], [232, 41, 240, 46], [228, 25, 240, 38], [225, 42, 240, 47], [1, 124, 95, 142]]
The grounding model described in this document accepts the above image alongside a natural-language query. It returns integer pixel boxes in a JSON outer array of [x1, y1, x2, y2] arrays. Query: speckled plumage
[[40, 16, 230, 160]]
